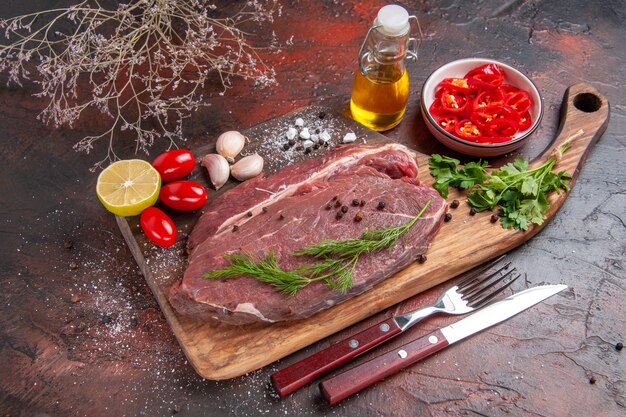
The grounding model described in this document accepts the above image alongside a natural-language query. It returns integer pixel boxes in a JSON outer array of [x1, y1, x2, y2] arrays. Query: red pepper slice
[[487, 118, 518, 138], [440, 89, 468, 113], [429, 98, 444, 117], [498, 84, 521, 98], [470, 105, 519, 128], [438, 78, 473, 94], [437, 115, 459, 133], [467, 72, 504, 89], [473, 89, 504, 110], [465, 63, 505, 79], [505, 91, 532, 114], [517, 110, 532, 130], [455, 119, 484, 142]]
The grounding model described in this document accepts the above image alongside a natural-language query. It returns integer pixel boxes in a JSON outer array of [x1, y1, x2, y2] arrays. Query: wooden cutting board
[[117, 83, 608, 380]]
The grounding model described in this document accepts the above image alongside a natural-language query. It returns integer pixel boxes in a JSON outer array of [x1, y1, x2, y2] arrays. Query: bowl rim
[[420, 57, 544, 149]]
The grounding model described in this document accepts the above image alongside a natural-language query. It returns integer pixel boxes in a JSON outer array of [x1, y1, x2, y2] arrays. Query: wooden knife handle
[[271, 317, 402, 397], [319, 329, 449, 405]]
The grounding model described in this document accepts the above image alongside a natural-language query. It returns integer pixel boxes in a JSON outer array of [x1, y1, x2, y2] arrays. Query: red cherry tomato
[[159, 180, 207, 211], [140, 207, 177, 247], [152, 149, 195, 182]]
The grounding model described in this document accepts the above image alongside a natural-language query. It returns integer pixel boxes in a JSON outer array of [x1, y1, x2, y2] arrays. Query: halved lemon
[[96, 159, 161, 217]]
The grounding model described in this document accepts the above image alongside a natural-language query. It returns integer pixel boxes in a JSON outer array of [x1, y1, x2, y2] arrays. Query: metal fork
[[271, 258, 521, 397], [394, 261, 520, 330]]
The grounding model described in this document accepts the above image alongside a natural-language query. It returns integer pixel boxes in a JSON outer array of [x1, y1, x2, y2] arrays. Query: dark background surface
[[1, 1, 624, 416]]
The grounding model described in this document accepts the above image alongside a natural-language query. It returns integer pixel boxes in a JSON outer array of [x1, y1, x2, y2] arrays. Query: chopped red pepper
[[438, 78, 473, 94], [473, 89, 504, 110], [455, 120, 484, 142], [506, 91, 532, 113], [437, 115, 459, 133], [440, 90, 468, 114], [428, 63, 534, 143]]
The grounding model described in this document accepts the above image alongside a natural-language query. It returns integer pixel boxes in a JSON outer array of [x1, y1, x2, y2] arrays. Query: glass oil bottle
[[350, 5, 422, 131]]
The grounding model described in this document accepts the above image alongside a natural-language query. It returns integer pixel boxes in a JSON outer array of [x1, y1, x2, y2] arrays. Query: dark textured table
[[1, 1, 624, 416]]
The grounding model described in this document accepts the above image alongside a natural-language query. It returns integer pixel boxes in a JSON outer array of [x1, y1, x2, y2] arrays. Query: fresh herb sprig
[[428, 154, 489, 198], [203, 200, 432, 296], [429, 154, 571, 230]]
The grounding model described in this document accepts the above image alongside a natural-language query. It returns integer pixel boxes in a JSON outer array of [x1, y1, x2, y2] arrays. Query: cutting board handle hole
[[573, 93, 602, 113]]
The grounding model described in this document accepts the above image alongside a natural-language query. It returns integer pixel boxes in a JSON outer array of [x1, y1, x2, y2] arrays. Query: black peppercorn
[[341, 205, 348, 213], [332, 196, 338, 201], [616, 342, 624, 351], [360, 200, 366, 206], [319, 111, 326, 119], [417, 254, 427, 264], [304, 147, 311, 154], [354, 211, 364, 222], [325, 203, 332, 210], [490, 213, 499, 223], [288, 139, 296, 146], [315, 128, 320, 134], [450, 199, 459, 209], [232, 224, 239, 231], [352, 199, 359, 206], [247, 211, 253, 217], [278, 214, 285, 220], [282, 143, 289, 151], [377, 201, 385, 210], [589, 376, 596, 385], [262, 206, 268, 213], [469, 207, 477, 216], [336, 211, 344, 219], [335, 200, 342, 208], [444, 213, 452, 222], [324, 142, 329, 147], [313, 144, 319, 150]]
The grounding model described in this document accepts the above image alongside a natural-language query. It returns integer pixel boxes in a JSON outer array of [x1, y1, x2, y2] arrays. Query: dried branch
[[0, 0, 279, 169]]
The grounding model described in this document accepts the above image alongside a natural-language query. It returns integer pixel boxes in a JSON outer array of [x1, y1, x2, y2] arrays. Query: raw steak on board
[[169, 143, 447, 324]]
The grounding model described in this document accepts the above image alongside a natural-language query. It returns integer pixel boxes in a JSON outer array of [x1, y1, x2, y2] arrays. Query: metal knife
[[318, 284, 567, 405]]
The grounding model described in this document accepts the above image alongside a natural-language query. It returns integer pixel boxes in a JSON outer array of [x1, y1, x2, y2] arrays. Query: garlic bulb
[[216, 131, 246, 163], [230, 154, 264, 181], [202, 153, 230, 190]]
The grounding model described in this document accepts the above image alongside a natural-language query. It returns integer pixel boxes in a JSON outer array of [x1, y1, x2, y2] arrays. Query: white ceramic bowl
[[420, 58, 543, 157]]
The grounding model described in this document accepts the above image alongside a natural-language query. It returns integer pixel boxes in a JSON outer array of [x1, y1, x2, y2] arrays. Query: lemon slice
[[96, 159, 161, 217]]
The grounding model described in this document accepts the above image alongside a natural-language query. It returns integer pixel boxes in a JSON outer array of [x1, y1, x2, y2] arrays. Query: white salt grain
[[295, 117, 304, 127], [343, 132, 357, 143], [299, 128, 310, 140], [302, 140, 314, 148], [286, 127, 297, 140], [320, 130, 331, 142]]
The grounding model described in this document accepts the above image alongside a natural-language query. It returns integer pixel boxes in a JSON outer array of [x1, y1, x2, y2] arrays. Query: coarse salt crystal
[[343, 132, 357, 143], [320, 130, 331, 142], [286, 127, 297, 140], [310, 134, 319, 142], [299, 128, 310, 140], [302, 140, 314, 148], [295, 117, 304, 127]]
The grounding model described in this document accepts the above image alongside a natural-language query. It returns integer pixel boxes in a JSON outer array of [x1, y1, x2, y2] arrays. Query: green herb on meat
[[203, 200, 432, 296], [429, 153, 571, 231]]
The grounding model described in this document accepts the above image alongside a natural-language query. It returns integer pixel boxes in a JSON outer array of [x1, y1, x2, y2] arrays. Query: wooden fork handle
[[270, 317, 402, 397], [319, 329, 450, 405]]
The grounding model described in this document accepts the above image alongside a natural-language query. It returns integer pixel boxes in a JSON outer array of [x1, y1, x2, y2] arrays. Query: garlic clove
[[216, 131, 246, 163], [230, 154, 264, 181], [202, 153, 230, 190]]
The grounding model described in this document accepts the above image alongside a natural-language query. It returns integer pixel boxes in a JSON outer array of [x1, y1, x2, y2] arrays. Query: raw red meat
[[169, 143, 447, 324]]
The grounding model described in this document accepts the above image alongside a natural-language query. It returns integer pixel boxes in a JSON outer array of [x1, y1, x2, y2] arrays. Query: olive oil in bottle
[[350, 67, 409, 131], [350, 5, 420, 131]]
